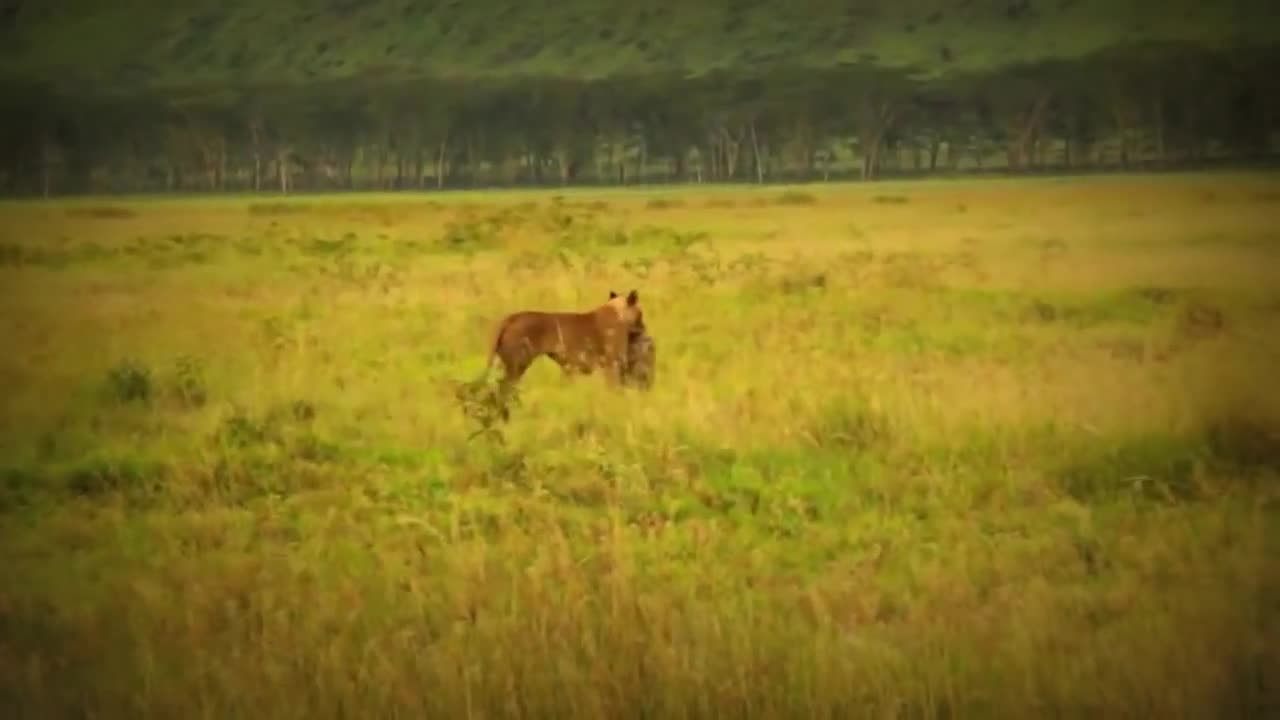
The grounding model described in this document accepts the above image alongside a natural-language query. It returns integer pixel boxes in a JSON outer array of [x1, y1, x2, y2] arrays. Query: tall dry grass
[[1, 173, 1279, 718]]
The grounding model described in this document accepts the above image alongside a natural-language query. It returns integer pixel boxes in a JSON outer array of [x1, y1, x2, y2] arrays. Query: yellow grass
[[2, 173, 1279, 718]]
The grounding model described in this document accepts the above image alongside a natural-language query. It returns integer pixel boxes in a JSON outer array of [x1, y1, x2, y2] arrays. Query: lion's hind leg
[[494, 379, 517, 422], [492, 348, 535, 422]]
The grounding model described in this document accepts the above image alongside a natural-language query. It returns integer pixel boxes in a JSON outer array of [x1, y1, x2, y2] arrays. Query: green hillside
[[3, 0, 1276, 93]]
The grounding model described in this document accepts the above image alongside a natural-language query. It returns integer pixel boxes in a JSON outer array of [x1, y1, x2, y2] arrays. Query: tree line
[[2, 44, 1277, 197]]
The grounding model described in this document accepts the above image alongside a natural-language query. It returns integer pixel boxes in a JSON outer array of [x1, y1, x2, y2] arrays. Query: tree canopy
[[1, 1, 1277, 196], [3, 0, 1276, 94]]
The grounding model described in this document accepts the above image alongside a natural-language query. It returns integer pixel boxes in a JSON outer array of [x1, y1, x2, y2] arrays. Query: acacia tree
[[577, 81, 634, 184], [529, 79, 589, 185], [356, 91, 399, 190], [663, 83, 717, 183], [802, 80, 856, 180], [904, 91, 957, 173], [743, 71, 830, 183], [729, 77, 773, 184], [982, 63, 1056, 172], [1047, 84, 1100, 169], [238, 93, 272, 192], [1156, 50, 1240, 165], [7, 87, 73, 197], [38, 129, 66, 198], [841, 67, 913, 180], [262, 95, 320, 193], [855, 95, 894, 179], [1223, 49, 1278, 159], [637, 94, 697, 183], [469, 89, 537, 185], [414, 83, 458, 189], [186, 114, 229, 191], [1099, 65, 1145, 168]]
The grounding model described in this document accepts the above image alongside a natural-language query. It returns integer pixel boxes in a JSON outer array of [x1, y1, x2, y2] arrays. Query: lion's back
[[502, 310, 606, 355]]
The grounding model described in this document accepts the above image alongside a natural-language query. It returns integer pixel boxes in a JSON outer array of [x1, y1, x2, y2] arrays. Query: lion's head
[[607, 289, 646, 338]]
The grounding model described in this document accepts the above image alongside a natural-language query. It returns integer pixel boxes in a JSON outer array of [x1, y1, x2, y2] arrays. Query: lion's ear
[[609, 291, 619, 299], [626, 290, 639, 306]]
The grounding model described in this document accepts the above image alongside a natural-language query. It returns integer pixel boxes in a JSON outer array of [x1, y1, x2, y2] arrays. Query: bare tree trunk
[[436, 137, 449, 190], [465, 136, 476, 186], [1007, 93, 1051, 172], [217, 141, 227, 191], [249, 117, 264, 192], [637, 140, 647, 185], [1153, 91, 1165, 167], [1109, 94, 1138, 169], [719, 127, 744, 179], [749, 120, 764, 184], [861, 138, 878, 179], [39, 131, 56, 198], [554, 146, 570, 185], [198, 139, 216, 191], [277, 148, 289, 193], [601, 138, 617, 185], [858, 98, 896, 181], [796, 123, 814, 179]]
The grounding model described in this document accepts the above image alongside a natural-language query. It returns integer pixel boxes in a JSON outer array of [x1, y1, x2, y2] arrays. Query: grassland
[[1, 172, 1279, 717], [5, 0, 1277, 90]]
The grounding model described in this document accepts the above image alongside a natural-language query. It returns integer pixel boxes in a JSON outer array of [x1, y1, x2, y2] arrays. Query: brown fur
[[484, 290, 646, 394]]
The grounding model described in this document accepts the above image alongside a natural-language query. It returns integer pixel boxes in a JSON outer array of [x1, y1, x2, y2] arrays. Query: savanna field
[[1, 173, 1279, 718]]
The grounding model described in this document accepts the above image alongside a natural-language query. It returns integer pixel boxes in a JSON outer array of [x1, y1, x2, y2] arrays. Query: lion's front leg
[[600, 343, 626, 388], [604, 357, 625, 387]]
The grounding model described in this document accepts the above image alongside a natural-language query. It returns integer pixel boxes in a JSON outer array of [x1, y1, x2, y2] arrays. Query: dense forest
[[2, 1, 1278, 195]]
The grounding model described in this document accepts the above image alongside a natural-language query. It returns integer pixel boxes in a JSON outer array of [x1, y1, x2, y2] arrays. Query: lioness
[[483, 290, 647, 399]]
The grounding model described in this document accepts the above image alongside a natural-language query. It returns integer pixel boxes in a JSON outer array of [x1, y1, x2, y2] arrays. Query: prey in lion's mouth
[[621, 330, 656, 391]]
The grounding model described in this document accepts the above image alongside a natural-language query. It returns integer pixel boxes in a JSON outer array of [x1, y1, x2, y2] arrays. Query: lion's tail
[[479, 315, 513, 381]]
